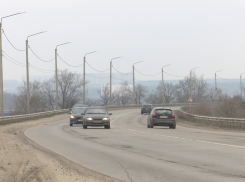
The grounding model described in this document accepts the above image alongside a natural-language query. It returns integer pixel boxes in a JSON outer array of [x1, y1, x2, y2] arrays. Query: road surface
[[25, 108, 245, 182]]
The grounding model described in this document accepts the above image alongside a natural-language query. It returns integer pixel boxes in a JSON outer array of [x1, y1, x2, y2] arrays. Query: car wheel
[[141, 112, 143, 114], [149, 121, 153, 128], [147, 121, 150, 128], [83, 124, 87, 129], [70, 123, 73, 126], [169, 125, 176, 129]]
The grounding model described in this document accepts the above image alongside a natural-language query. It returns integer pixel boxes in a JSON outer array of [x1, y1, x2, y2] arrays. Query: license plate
[[160, 116, 168, 118], [78, 119, 83, 121]]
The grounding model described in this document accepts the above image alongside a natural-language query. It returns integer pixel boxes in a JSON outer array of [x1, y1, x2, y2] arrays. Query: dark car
[[82, 107, 112, 129], [141, 104, 153, 114], [147, 107, 176, 129], [70, 107, 87, 126], [69, 103, 88, 111]]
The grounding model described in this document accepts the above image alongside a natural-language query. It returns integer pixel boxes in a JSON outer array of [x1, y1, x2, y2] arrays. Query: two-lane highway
[[25, 108, 245, 182]]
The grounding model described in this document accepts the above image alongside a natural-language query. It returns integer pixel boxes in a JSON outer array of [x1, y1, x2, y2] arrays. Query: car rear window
[[143, 105, 152, 108], [86, 108, 107, 114], [72, 108, 86, 114], [155, 109, 172, 115]]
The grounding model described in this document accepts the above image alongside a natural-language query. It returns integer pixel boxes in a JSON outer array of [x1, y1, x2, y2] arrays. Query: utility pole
[[109, 56, 122, 105], [26, 39, 30, 114], [215, 72, 217, 103], [133, 64, 135, 104], [83, 51, 98, 104], [83, 55, 86, 104], [0, 12, 25, 116], [132, 61, 143, 105], [0, 22, 3, 117], [55, 48, 58, 110], [26, 31, 47, 114], [162, 64, 170, 105], [55, 42, 72, 109], [215, 70, 222, 103], [240, 75, 242, 99]]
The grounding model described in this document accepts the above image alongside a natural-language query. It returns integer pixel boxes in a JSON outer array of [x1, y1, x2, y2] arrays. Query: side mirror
[[109, 113, 112, 115]]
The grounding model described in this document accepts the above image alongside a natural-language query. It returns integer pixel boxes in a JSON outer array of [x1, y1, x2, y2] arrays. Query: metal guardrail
[[179, 107, 245, 129], [0, 103, 196, 126], [0, 109, 69, 125]]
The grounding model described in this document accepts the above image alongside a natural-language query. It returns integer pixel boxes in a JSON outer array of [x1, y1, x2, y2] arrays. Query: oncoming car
[[82, 107, 112, 129], [147, 107, 176, 129], [70, 107, 87, 126]]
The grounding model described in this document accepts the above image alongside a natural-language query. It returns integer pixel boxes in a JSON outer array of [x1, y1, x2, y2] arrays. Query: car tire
[[169, 125, 176, 129], [70, 123, 73, 126], [147, 121, 150, 128], [83, 124, 87, 129], [141, 112, 143, 114]]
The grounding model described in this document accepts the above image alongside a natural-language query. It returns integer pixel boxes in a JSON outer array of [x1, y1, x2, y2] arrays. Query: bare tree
[[14, 81, 49, 114], [135, 84, 148, 104], [98, 83, 110, 105], [111, 81, 133, 105], [176, 72, 208, 103]]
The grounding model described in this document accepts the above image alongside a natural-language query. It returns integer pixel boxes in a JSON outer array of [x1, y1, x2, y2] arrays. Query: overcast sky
[[1, 0, 245, 83]]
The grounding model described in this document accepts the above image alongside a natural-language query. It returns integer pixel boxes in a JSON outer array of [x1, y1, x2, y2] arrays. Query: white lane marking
[[111, 111, 245, 149]]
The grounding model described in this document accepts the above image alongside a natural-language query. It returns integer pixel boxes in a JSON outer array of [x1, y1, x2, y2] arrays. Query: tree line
[[1, 70, 242, 115]]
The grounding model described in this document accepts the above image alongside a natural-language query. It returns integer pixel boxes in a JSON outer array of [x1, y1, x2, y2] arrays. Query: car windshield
[[72, 108, 86, 114], [155, 109, 172, 115], [86, 108, 107, 114]]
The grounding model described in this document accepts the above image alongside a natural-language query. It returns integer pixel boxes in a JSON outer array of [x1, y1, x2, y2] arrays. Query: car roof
[[72, 107, 87, 109], [154, 107, 172, 110], [86, 107, 106, 109]]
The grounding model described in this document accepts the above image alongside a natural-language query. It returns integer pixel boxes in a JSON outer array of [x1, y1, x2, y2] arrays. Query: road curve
[[25, 108, 245, 182]]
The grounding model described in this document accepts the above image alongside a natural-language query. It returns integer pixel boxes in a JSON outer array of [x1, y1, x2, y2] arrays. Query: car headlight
[[102, 117, 109, 121], [70, 115, 75, 119], [86, 117, 93, 120]]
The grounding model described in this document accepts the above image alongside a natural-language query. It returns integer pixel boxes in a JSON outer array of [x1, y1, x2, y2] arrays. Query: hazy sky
[[1, 0, 245, 83]]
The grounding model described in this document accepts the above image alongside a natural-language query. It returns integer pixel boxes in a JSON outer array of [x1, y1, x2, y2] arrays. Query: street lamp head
[[215, 70, 222, 73], [133, 61, 143, 66], [111, 56, 123, 62], [1, 11, 26, 21], [240, 72, 245, 76], [56, 42, 72, 49], [85, 51, 98, 57], [162, 64, 171, 69], [27, 31, 47, 40]]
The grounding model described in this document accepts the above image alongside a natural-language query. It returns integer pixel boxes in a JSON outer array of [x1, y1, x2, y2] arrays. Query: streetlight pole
[[189, 67, 198, 111], [162, 64, 170, 105], [133, 61, 143, 105], [240, 72, 245, 99], [215, 70, 222, 103], [0, 12, 25, 117], [26, 31, 47, 114], [83, 51, 98, 104], [55, 42, 72, 110], [110, 56, 122, 105]]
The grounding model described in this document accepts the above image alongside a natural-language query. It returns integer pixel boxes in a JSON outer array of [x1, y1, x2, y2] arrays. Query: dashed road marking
[[111, 111, 245, 149]]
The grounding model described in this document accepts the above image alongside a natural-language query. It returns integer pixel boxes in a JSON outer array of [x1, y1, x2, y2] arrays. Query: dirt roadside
[[0, 114, 125, 182]]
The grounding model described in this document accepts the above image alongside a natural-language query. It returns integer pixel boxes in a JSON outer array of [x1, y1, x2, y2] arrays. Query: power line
[[86, 62, 110, 72], [2, 55, 25, 67], [216, 75, 236, 80], [134, 68, 161, 76], [57, 54, 83, 67], [112, 66, 132, 75], [2, 50, 25, 65], [2, 29, 25, 51], [163, 71, 188, 78], [28, 45, 54, 62]]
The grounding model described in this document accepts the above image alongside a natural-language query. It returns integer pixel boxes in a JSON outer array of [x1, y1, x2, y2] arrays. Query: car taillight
[[151, 107, 153, 110], [172, 113, 175, 118], [152, 113, 156, 117], [142, 107, 143, 109]]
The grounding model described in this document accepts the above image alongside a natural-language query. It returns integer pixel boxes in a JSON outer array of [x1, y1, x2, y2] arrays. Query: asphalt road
[[25, 108, 245, 182]]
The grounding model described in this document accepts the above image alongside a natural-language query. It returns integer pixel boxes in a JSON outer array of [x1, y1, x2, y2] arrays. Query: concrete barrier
[[179, 107, 245, 130]]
